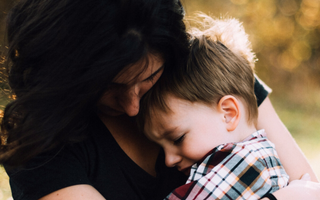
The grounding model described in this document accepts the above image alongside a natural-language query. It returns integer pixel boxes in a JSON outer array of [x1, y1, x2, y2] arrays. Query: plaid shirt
[[165, 130, 289, 200]]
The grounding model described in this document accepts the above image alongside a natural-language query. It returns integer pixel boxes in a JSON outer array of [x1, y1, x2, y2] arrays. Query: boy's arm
[[256, 97, 319, 182]]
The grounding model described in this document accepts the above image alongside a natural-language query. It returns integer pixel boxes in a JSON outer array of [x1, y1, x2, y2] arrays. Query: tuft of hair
[[188, 13, 257, 70], [138, 13, 258, 133]]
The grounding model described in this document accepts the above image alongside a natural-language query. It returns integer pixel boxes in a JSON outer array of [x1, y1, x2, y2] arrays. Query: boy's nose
[[165, 152, 182, 168]]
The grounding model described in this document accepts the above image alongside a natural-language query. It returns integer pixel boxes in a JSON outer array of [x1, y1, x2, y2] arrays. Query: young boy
[[138, 15, 289, 200]]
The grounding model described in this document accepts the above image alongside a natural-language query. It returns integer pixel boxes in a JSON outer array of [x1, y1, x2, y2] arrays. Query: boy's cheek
[[181, 145, 202, 161]]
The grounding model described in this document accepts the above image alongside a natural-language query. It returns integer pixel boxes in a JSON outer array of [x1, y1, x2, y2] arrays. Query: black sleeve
[[254, 77, 271, 107], [5, 145, 91, 200]]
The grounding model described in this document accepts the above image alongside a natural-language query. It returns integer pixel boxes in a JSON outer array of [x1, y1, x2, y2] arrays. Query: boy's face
[[144, 95, 232, 175]]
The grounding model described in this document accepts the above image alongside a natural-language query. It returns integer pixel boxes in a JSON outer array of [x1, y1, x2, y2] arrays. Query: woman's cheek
[[140, 82, 155, 96]]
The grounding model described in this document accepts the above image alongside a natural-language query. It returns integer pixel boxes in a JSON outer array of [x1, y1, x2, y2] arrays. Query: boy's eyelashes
[[173, 134, 185, 145]]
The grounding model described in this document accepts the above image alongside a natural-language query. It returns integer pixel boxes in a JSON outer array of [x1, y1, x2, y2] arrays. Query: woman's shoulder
[[5, 118, 114, 200]]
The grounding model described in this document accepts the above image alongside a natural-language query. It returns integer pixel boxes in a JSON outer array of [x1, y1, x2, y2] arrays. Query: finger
[[300, 173, 311, 181]]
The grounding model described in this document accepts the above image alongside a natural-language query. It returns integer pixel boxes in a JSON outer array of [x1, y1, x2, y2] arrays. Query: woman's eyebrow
[[143, 65, 164, 81]]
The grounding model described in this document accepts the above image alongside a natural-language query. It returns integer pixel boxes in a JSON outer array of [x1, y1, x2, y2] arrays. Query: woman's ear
[[218, 95, 240, 132]]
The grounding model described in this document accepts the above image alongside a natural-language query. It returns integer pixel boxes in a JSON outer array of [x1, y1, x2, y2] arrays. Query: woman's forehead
[[113, 53, 164, 85]]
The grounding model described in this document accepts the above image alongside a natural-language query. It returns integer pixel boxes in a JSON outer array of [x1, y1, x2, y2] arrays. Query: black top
[[5, 78, 269, 200]]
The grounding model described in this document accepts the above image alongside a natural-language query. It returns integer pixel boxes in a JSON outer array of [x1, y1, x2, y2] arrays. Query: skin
[[41, 53, 164, 200], [144, 95, 257, 175], [40, 54, 320, 200], [97, 53, 164, 117], [266, 173, 320, 200]]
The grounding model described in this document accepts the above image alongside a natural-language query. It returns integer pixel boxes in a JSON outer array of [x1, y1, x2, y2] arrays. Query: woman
[[0, 0, 319, 199]]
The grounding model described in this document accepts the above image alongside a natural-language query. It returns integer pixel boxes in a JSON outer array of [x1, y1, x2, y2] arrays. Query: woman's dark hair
[[0, 0, 190, 166]]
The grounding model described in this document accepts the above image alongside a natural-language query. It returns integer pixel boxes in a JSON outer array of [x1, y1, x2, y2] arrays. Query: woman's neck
[[99, 114, 160, 177]]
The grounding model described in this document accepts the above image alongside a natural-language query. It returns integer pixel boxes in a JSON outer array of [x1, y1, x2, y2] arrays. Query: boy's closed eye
[[173, 134, 185, 145]]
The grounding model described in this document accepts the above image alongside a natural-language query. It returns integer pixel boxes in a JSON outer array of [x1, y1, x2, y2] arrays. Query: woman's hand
[[285, 173, 320, 199], [261, 174, 320, 200]]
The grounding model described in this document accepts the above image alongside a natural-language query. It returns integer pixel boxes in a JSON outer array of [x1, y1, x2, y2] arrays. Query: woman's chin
[[99, 106, 125, 117]]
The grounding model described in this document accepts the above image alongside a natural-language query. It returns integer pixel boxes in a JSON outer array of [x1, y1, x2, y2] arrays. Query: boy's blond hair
[[138, 14, 258, 131]]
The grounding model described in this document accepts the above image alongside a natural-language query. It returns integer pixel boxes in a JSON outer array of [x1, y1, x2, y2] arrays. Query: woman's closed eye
[[143, 66, 164, 83], [144, 72, 157, 82], [173, 134, 185, 145]]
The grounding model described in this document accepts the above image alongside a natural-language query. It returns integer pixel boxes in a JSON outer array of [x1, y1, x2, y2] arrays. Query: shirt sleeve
[[165, 145, 273, 200], [254, 75, 272, 107], [5, 145, 91, 200]]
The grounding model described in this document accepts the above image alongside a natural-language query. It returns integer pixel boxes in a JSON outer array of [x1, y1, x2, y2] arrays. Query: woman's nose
[[120, 85, 140, 117], [165, 151, 181, 168]]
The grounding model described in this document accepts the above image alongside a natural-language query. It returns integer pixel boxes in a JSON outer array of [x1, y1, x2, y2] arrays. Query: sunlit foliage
[[183, 0, 320, 89]]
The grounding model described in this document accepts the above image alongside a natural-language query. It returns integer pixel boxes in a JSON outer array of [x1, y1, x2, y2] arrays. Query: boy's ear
[[218, 95, 240, 132]]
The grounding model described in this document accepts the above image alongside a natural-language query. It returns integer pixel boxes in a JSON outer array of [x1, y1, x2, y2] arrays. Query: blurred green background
[[0, 0, 319, 199]]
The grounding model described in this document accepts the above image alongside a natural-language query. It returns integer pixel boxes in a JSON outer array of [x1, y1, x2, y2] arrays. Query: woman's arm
[[257, 97, 318, 182], [40, 185, 106, 200]]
